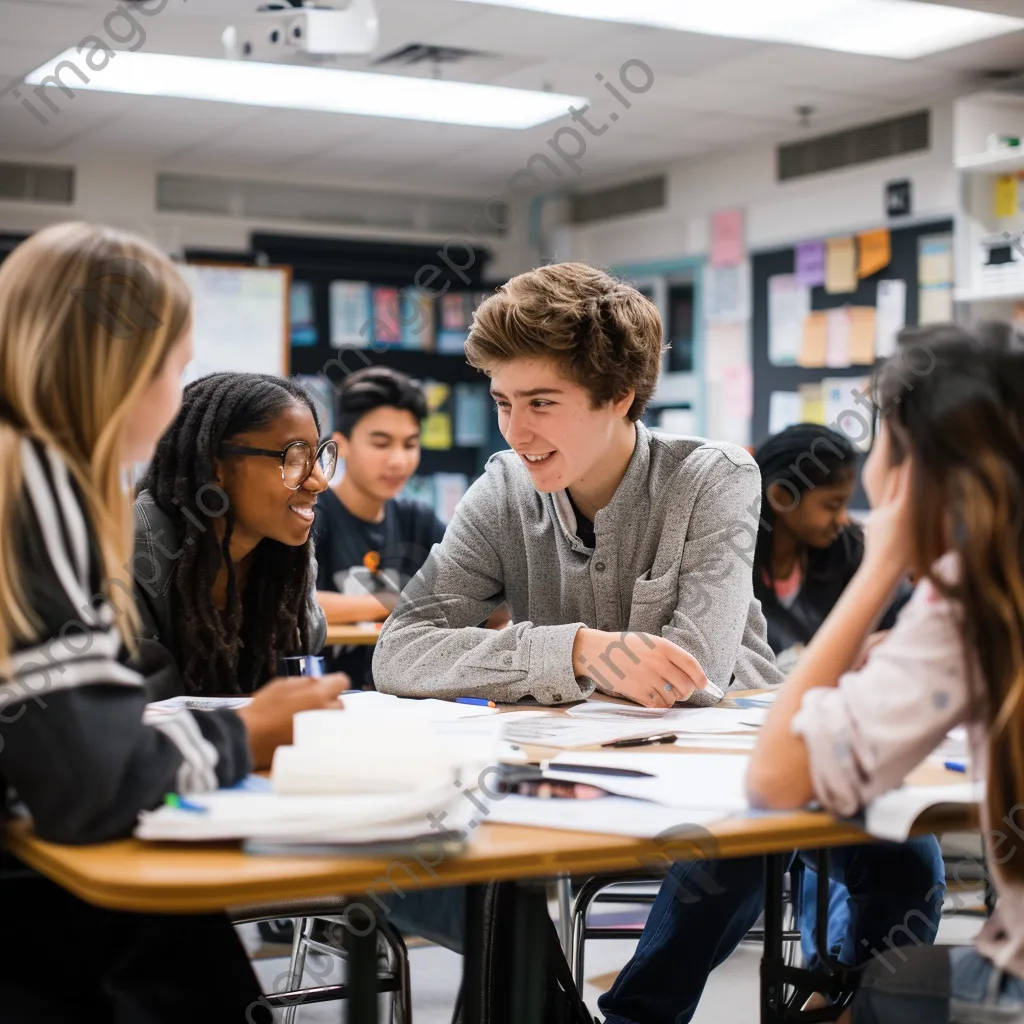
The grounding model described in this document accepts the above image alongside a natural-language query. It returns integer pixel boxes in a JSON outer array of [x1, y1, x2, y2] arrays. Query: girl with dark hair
[[753, 423, 943, 987], [754, 423, 865, 671], [750, 326, 1024, 1021], [134, 371, 337, 697]]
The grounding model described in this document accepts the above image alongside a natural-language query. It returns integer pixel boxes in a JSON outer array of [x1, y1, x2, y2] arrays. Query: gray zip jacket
[[373, 424, 782, 705]]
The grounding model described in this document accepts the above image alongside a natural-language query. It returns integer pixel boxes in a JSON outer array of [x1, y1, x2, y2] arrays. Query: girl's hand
[[862, 460, 915, 579], [236, 673, 349, 769]]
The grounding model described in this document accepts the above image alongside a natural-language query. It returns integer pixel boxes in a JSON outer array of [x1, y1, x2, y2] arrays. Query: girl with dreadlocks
[[750, 328, 1024, 1021], [133, 371, 336, 698], [0, 223, 345, 1023], [750, 423, 943, 992]]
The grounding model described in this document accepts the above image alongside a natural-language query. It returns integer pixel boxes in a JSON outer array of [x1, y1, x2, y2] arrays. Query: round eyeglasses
[[218, 438, 339, 491]]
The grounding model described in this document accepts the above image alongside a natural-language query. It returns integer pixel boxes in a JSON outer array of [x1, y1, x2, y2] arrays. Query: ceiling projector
[[223, 1, 379, 62]]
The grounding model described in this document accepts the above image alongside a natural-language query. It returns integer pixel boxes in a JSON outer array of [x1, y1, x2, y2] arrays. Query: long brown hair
[[0, 223, 191, 665], [875, 328, 1024, 880]]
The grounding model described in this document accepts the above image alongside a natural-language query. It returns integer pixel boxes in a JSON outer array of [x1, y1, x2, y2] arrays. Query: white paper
[[544, 753, 751, 811], [178, 265, 288, 382], [768, 274, 809, 366], [825, 307, 851, 368], [875, 279, 906, 358], [487, 795, 726, 838], [566, 703, 763, 733], [864, 781, 980, 842], [704, 263, 751, 324], [821, 376, 873, 452], [499, 715, 685, 749], [147, 695, 252, 712], [919, 284, 953, 326], [768, 391, 803, 435]]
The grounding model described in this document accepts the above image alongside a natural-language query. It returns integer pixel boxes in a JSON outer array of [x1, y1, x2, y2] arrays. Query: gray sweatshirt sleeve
[[372, 472, 590, 705], [667, 449, 783, 691]]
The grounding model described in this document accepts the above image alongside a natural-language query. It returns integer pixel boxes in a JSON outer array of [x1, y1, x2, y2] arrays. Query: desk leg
[[343, 905, 379, 1024], [761, 853, 787, 1024]]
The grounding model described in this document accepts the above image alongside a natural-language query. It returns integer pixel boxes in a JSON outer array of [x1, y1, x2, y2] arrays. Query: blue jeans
[[799, 836, 946, 969], [853, 945, 1024, 1022], [600, 837, 945, 1024]]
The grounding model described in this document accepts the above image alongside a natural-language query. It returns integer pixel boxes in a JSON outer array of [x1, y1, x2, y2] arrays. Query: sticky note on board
[[798, 382, 825, 425], [857, 228, 891, 278], [995, 174, 1019, 219], [848, 307, 877, 365], [795, 240, 826, 287], [799, 311, 828, 367], [825, 237, 857, 294]]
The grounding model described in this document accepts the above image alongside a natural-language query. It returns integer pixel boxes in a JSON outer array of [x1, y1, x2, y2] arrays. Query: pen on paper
[[603, 732, 677, 748]]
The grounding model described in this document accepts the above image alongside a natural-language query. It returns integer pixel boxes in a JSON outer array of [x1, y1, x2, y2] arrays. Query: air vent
[[570, 175, 666, 225], [0, 162, 74, 204], [777, 110, 930, 182], [374, 43, 492, 66], [156, 173, 505, 236]]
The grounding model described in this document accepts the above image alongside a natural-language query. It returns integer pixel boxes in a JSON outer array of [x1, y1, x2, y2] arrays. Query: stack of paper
[[136, 695, 502, 845], [136, 784, 475, 844]]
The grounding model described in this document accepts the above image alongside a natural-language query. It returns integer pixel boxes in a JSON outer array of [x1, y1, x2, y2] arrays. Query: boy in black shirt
[[315, 367, 446, 687]]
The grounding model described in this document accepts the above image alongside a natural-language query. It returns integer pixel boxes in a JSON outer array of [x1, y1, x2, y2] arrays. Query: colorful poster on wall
[[371, 287, 402, 346], [329, 280, 371, 348], [710, 208, 745, 268], [401, 289, 435, 351], [289, 281, 318, 347]]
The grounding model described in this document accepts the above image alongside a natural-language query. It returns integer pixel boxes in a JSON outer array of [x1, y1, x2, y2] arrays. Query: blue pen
[[455, 697, 497, 708], [944, 760, 967, 773]]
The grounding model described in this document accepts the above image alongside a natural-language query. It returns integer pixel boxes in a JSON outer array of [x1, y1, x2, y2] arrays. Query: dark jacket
[[132, 490, 327, 700], [0, 440, 248, 846], [753, 525, 909, 658]]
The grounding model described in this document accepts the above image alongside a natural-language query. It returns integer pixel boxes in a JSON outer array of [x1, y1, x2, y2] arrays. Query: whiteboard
[[177, 263, 290, 384]]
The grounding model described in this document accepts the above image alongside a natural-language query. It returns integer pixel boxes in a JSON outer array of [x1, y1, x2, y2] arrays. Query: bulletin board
[[750, 218, 953, 446], [176, 262, 291, 382]]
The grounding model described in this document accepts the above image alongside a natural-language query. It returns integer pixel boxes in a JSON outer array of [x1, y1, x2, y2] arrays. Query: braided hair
[[138, 372, 321, 694], [753, 423, 860, 591]]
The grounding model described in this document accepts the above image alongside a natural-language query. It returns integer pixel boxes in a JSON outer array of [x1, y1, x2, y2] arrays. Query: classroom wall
[[563, 101, 957, 267], [0, 154, 537, 280]]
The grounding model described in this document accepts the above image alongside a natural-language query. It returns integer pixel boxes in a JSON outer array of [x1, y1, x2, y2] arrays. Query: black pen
[[602, 733, 678, 749]]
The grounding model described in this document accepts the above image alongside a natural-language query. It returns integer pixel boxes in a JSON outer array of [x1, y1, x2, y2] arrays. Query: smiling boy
[[373, 262, 781, 706]]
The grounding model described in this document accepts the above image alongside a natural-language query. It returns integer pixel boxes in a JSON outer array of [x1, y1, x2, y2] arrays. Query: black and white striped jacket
[[0, 438, 250, 845]]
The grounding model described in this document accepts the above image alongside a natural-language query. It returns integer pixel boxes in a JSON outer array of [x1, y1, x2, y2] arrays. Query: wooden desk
[[324, 623, 381, 646], [4, 692, 976, 1024], [4, 784, 970, 915]]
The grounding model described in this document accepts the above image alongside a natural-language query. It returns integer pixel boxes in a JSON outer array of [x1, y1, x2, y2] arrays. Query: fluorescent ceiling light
[[24, 50, 587, 129], [454, 0, 1024, 59]]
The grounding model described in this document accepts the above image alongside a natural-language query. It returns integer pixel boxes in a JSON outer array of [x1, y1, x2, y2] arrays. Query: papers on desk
[[864, 781, 982, 842], [503, 703, 766, 749], [488, 795, 725, 838], [543, 753, 751, 812]]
